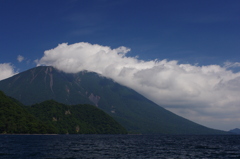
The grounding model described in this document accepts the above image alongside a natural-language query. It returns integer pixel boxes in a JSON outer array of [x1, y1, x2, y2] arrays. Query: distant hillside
[[26, 100, 127, 134], [0, 91, 127, 134], [0, 66, 227, 134], [0, 91, 55, 134], [229, 128, 240, 134]]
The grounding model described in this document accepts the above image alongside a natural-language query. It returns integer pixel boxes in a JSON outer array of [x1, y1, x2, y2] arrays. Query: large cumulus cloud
[[36, 42, 240, 130], [0, 63, 16, 81]]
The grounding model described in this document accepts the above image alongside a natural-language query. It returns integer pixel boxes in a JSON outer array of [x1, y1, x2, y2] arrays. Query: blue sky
[[1, 0, 239, 70], [1, 0, 240, 130]]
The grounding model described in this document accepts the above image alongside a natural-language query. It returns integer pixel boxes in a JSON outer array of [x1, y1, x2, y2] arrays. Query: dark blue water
[[1, 135, 240, 159]]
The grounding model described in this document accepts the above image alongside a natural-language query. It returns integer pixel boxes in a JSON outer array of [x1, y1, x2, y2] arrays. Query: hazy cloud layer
[[37, 42, 240, 130], [0, 63, 16, 81]]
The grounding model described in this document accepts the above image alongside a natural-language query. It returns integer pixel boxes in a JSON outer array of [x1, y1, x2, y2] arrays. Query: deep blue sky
[[1, 0, 240, 72]]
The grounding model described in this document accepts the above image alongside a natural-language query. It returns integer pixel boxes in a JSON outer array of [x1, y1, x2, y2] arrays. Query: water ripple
[[0, 135, 240, 159]]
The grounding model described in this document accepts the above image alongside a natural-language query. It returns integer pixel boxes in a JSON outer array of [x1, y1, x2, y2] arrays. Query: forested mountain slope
[[0, 91, 127, 134]]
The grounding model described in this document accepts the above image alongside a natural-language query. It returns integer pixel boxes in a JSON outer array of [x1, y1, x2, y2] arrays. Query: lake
[[1, 134, 240, 158]]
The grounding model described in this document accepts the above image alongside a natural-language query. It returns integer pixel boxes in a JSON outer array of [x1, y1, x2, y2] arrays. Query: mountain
[[0, 90, 56, 134], [0, 91, 127, 134], [0, 66, 226, 134], [229, 128, 240, 134]]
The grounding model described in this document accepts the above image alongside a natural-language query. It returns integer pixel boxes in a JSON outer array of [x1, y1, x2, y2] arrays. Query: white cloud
[[0, 63, 17, 81], [17, 55, 24, 62], [36, 42, 240, 130], [224, 61, 240, 68]]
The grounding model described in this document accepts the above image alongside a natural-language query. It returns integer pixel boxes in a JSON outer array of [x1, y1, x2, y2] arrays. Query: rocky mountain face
[[0, 66, 227, 134]]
